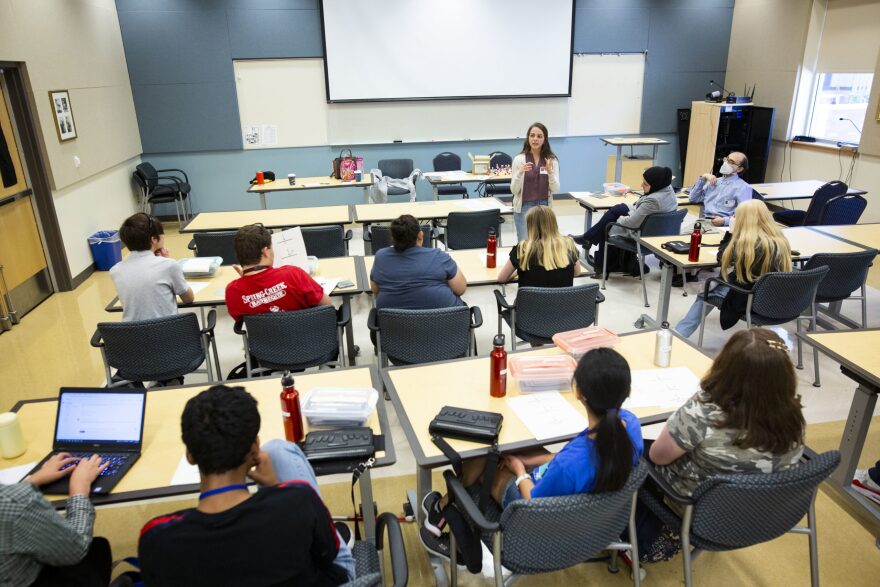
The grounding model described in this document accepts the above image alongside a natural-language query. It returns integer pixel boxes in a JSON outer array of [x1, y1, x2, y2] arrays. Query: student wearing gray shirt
[[110, 213, 194, 322]]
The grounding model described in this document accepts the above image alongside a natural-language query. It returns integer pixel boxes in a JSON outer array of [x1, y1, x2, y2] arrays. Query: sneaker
[[671, 272, 698, 287], [852, 469, 880, 504], [419, 527, 465, 562], [569, 233, 588, 246], [334, 521, 354, 549], [422, 491, 446, 537]]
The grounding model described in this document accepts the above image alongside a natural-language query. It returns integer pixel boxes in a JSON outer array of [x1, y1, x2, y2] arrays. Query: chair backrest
[[192, 231, 238, 265], [689, 451, 839, 550], [489, 151, 512, 169], [98, 313, 205, 382], [640, 208, 688, 237], [498, 460, 648, 574], [445, 209, 501, 250], [378, 159, 414, 180], [819, 193, 867, 225], [749, 266, 830, 321], [299, 225, 347, 258], [376, 306, 472, 365], [751, 188, 764, 201], [135, 162, 159, 190], [802, 181, 848, 226], [803, 249, 877, 301], [242, 305, 339, 371], [368, 225, 433, 253], [514, 284, 600, 341], [433, 152, 461, 172]]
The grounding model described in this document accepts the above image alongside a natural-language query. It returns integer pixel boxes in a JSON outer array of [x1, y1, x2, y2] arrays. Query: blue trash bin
[[88, 230, 123, 270]]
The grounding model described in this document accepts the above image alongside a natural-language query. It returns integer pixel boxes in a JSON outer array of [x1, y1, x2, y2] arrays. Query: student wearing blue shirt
[[420, 347, 644, 557], [687, 152, 752, 227]]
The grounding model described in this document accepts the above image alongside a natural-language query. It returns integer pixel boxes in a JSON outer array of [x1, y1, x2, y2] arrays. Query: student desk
[[750, 180, 867, 203], [422, 172, 512, 201], [799, 329, 880, 531], [247, 175, 373, 210], [104, 257, 367, 366], [9, 367, 395, 542], [634, 226, 868, 329], [600, 137, 670, 183], [181, 205, 353, 233], [567, 191, 693, 232], [353, 198, 512, 226]]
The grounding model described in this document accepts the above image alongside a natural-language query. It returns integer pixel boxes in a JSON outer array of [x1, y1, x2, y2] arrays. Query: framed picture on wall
[[48, 90, 76, 142]]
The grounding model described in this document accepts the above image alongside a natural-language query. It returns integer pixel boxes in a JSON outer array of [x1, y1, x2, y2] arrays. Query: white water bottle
[[654, 321, 672, 367]]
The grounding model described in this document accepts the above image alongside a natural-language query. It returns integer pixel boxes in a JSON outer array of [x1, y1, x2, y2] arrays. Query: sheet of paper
[[261, 125, 278, 146], [624, 367, 701, 409], [454, 199, 511, 212], [243, 125, 261, 146], [569, 191, 605, 199], [169, 455, 200, 486], [315, 277, 340, 297], [480, 251, 509, 267], [0, 462, 35, 485], [272, 227, 309, 271], [182, 258, 214, 274], [186, 282, 210, 294], [508, 393, 588, 441], [421, 172, 447, 180]]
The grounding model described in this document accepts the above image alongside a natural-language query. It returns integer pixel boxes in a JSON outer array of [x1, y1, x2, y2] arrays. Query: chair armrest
[[469, 306, 483, 329], [645, 462, 693, 506], [443, 470, 500, 532], [596, 291, 605, 304], [233, 319, 246, 335], [367, 308, 379, 332], [493, 289, 513, 312], [702, 276, 752, 299], [157, 167, 189, 183], [201, 309, 217, 334], [155, 174, 185, 187], [375, 512, 408, 587], [344, 229, 353, 242], [363, 226, 372, 242], [90, 329, 104, 348], [336, 303, 351, 328], [187, 239, 196, 251], [498, 216, 505, 224]]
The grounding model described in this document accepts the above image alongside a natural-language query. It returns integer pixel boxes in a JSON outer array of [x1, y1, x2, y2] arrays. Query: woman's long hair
[[574, 348, 634, 493], [519, 122, 556, 161], [721, 200, 792, 283], [701, 328, 805, 453], [516, 206, 577, 271]]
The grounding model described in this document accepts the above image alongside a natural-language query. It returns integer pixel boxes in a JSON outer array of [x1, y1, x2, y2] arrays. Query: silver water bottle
[[654, 321, 672, 367]]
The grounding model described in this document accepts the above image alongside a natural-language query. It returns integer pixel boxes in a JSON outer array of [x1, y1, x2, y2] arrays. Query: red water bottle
[[486, 228, 498, 268], [280, 371, 304, 442], [687, 221, 702, 262], [490, 334, 507, 397]]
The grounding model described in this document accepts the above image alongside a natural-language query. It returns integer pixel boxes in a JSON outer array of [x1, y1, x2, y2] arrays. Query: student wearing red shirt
[[225, 224, 332, 321]]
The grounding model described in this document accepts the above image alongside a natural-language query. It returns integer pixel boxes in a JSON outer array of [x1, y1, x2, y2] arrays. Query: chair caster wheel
[[607, 563, 620, 574], [634, 318, 645, 329]]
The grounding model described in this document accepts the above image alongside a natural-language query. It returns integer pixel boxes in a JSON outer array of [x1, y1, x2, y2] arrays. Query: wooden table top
[[354, 198, 512, 223], [383, 330, 713, 467], [808, 224, 880, 250], [10, 367, 392, 502], [600, 137, 670, 146], [803, 329, 880, 388], [247, 174, 373, 193], [751, 180, 867, 201], [182, 206, 353, 233], [569, 191, 690, 211], [424, 173, 512, 185]]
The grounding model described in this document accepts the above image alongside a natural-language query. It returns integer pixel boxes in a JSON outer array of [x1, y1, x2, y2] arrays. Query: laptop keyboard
[[60, 453, 129, 477]]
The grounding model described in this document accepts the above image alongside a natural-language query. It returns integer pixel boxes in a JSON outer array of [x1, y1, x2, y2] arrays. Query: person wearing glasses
[[687, 152, 752, 227]]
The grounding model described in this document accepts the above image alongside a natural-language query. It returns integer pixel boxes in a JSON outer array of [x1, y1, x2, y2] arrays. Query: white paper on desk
[[272, 227, 309, 271], [480, 251, 509, 267], [315, 277, 340, 296], [508, 393, 588, 441], [421, 172, 446, 180], [181, 257, 214, 274], [454, 199, 511, 213], [186, 282, 210, 295], [169, 455, 201, 486], [624, 367, 701, 409], [0, 462, 36, 485]]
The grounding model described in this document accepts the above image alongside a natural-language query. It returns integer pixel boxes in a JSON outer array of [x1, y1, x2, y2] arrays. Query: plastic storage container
[[508, 355, 577, 393], [552, 326, 620, 360], [301, 387, 378, 427], [178, 256, 223, 278], [602, 182, 630, 195], [87, 230, 122, 271]]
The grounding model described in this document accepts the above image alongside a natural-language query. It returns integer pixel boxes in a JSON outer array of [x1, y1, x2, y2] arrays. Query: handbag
[[429, 406, 503, 443], [330, 148, 358, 180]]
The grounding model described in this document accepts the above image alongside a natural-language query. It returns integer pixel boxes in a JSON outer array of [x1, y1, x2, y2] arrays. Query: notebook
[[26, 388, 147, 495]]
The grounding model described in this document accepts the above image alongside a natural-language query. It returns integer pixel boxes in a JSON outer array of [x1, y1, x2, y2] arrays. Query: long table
[[422, 172, 511, 201], [353, 198, 512, 225], [247, 175, 373, 210], [182, 205, 353, 233], [751, 180, 867, 203], [809, 223, 880, 291], [567, 191, 693, 232], [9, 367, 395, 541]]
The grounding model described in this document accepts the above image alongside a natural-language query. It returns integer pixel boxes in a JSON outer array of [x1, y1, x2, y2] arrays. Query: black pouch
[[661, 240, 691, 254], [429, 406, 503, 443], [302, 427, 375, 462]]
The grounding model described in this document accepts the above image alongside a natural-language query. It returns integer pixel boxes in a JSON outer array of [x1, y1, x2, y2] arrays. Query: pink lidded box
[[552, 326, 620, 360], [508, 355, 577, 393]]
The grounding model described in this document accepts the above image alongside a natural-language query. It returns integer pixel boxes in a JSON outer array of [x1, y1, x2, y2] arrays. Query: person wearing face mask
[[687, 152, 752, 228]]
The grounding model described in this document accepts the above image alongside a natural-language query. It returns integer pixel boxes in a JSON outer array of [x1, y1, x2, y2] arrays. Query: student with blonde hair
[[497, 205, 581, 287], [675, 199, 792, 337]]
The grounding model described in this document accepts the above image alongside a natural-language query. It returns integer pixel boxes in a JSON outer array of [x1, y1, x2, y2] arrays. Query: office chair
[[433, 152, 468, 198], [364, 224, 435, 255], [367, 305, 482, 367], [187, 231, 237, 265], [134, 162, 193, 224], [773, 181, 847, 226]]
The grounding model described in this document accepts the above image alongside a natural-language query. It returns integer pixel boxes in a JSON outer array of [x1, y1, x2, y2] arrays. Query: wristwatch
[[515, 473, 531, 487]]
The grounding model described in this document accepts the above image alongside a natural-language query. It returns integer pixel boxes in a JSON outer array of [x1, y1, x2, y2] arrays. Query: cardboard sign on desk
[[271, 226, 309, 271]]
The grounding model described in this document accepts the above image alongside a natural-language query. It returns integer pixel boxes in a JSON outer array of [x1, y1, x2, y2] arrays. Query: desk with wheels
[[247, 175, 373, 210], [799, 329, 880, 531], [353, 198, 512, 226], [181, 205, 353, 233], [104, 258, 367, 367], [634, 226, 869, 330], [423, 173, 511, 201], [8, 367, 395, 542]]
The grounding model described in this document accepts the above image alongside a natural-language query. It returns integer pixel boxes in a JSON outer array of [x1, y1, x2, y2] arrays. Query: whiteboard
[[234, 54, 644, 148]]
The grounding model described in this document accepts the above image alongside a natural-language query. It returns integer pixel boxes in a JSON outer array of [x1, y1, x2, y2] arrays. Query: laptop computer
[[26, 388, 147, 495]]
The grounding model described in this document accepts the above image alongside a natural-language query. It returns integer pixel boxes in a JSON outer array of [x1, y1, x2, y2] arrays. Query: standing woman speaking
[[510, 122, 560, 242]]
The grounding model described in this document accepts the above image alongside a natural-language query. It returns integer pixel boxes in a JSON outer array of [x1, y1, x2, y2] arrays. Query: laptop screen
[[55, 390, 146, 445]]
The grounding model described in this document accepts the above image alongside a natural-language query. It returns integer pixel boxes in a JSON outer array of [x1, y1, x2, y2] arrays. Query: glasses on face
[[724, 156, 743, 168]]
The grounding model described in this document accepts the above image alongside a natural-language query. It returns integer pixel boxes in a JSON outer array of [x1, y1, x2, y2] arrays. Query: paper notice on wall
[[243, 125, 261, 147], [272, 226, 309, 271], [261, 125, 278, 146]]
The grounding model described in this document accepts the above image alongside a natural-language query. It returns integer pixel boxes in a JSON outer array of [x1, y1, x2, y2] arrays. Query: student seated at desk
[[225, 224, 331, 321], [138, 385, 355, 586], [497, 205, 581, 287], [687, 151, 752, 228], [369, 214, 466, 309], [636, 328, 805, 562], [1, 454, 111, 587], [420, 348, 644, 558], [110, 213, 194, 322]]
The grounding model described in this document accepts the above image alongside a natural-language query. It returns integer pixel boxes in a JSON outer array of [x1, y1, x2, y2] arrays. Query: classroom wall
[[0, 0, 142, 279]]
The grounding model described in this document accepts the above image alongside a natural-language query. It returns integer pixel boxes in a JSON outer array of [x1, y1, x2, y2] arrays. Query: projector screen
[[320, 0, 574, 102]]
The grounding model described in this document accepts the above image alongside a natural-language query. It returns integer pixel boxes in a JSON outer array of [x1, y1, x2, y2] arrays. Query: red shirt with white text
[[225, 265, 324, 321]]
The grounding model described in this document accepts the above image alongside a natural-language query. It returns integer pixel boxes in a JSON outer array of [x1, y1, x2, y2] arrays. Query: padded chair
[[751, 188, 764, 201], [367, 305, 482, 367], [602, 209, 688, 307], [134, 162, 192, 224], [433, 152, 468, 198], [819, 193, 867, 225], [437, 209, 504, 250], [377, 159, 417, 201], [187, 231, 238, 265], [363, 224, 435, 255], [343, 513, 409, 587], [639, 451, 840, 587], [494, 284, 604, 350], [91, 312, 220, 386], [298, 225, 353, 258], [483, 151, 513, 197], [773, 180, 848, 226], [233, 304, 350, 377], [443, 460, 648, 587]]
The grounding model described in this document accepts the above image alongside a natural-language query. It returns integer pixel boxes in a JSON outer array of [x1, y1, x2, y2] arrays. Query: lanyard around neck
[[199, 484, 249, 500], [242, 265, 271, 275]]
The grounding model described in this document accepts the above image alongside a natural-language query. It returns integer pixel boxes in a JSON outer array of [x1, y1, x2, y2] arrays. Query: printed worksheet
[[508, 393, 588, 441], [271, 227, 309, 271], [625, 367, 701, 409]]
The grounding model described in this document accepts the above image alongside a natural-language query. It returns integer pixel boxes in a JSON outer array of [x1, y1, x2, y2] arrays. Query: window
[[807, 73, 873, 144]]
